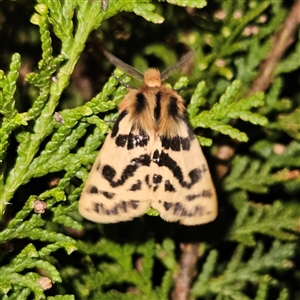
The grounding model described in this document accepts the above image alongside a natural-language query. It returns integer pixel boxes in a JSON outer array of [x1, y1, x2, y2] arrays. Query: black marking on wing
[[116, 130, 150, 149], [194, 205, 205, 216], [130, 180, 142, 191], [163, 201, 205, 217], [188, 169, 202, 186], [115, 135, 127, 147], [180, 137, 191, 150], [89, 186, 99, 194], [183, 118, 196, 140], [102, 191, 115, 199], [145, 175, 151, 187], [161, 135, 192, 151], [120, 201, 128, 212], [202, 189, 212, 197], [93, 202, 115, 215], [186, 189, 212, 201], [164, 180, 176, 192], [87, 185, 115, 199], [186, 194, 200, 201], [152, 150, 201, 188], [102, 165, 116, 182], [174, 202, 185, 215], [154, 91, 162, 121], [153, 174, 162, 191], [93, 202, 101, 213], [102, 154, 151, 187], [127, 130, 149, 149], [163, 202, 172, 210], [160, 120, 194, 151], [130, 200, 140, 209], [111, 111, 128, 138], [135, 93, 147, 113], [92, 200, 140, 215], [161, 135, 181, 151], [168, 96, 179, 119]]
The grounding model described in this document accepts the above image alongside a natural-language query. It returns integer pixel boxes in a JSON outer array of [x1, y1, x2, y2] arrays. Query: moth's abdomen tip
[[144, 68, 162, 87]]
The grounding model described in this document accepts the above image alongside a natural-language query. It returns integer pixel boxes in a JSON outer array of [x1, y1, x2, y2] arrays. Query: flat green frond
[[192, 241, 295, 299], [274, 108, 300, 140], [155, 239, 178, 272], [164, 0, 206, 9], [225, 2, 271, 46], [0, 53, 20, 118], [223, 155, 295, 194], [189, 81, 267, 142], [227, 200, 299, 245], [47, 296, 75, 300], [251, 140, 300, 169], [187, 81, 207, 118]]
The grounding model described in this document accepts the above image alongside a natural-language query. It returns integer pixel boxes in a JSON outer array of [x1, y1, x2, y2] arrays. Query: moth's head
[[104, 50, 194, 88], [143, 68, 162, 87]]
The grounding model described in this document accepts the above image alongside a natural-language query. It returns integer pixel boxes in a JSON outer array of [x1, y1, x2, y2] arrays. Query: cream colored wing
[[79, 111, 154, 223], [150, 119, 217, 225]]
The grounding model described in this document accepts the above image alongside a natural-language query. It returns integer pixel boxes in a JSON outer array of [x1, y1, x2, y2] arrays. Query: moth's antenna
[[161, 50, 195, 82], [104, 50, 144, 82], [111, 73, 137, 89]]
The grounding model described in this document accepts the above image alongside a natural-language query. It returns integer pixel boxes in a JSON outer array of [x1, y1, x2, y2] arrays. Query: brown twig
[[172, 243, 200, 300], [248, 0, 300, 96]]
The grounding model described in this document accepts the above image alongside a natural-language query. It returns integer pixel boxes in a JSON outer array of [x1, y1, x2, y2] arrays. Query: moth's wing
[[150, 120, 217, 225], [79, 111, 154, 223]]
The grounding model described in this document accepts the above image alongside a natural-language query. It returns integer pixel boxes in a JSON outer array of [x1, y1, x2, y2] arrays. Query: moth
[[78, 50, 218, 225]]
